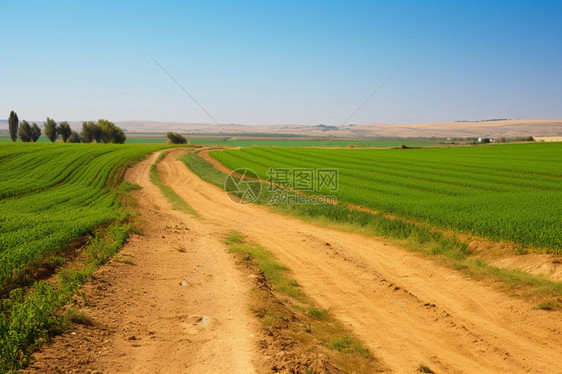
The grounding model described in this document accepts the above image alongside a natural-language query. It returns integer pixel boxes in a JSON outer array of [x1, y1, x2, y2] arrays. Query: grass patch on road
[[329, 335, 371, 356], [150, 152, 199, 217], [417, 363, 436, 373], [225, 232, 383, 373], [226, 232, 303, 300]]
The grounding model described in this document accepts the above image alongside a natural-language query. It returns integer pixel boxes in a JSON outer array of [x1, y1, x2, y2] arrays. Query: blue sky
[[1, 0, 561, 125]]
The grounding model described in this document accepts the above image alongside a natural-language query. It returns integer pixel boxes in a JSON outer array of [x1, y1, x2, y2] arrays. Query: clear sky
[[1, 0, 561, 126]]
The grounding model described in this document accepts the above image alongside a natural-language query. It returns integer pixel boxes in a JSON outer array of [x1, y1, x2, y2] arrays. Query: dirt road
[[158, 149, 562, 374], [24, 152, 261, 373]]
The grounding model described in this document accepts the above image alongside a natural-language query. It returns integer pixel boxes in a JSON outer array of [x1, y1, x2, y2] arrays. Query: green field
[[0, 143, 165, 287], [124, 137, 167, 144], [187, 139, 436, 147], [1, 136, 436, 147], [209, 143, 562, 250], [125, 137, 436, 147], [0, 136, 55, 143]]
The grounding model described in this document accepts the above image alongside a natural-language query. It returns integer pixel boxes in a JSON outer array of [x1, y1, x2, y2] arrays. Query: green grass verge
[[226, 232, 303, 300]]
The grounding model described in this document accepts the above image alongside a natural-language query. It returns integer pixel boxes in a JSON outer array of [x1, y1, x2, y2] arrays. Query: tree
[[8, 111, 19, 142], [44, 118, 58, 142], [80, 121, 102, 143], [18, 120, 32, 142], [79, 119, 125, 144], [67, 131, 81, 143], [30, 123, 41, 142], [166, 132, 187, 144], [98, 119, 126, 144], [57, 121, 72, 142]]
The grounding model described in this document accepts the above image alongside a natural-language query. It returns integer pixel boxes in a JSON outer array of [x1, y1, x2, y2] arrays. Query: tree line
[[7, 111, 126, 144]]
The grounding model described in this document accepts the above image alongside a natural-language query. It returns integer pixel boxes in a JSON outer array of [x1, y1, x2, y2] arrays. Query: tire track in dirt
[[160, 149, 562, 374]]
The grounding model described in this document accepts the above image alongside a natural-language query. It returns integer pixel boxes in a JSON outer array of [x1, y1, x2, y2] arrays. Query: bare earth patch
[[491, 254, 562, 282]]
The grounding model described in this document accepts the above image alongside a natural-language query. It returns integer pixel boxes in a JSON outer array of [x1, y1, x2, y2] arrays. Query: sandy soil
[[534, 136, 562, 142], [159, 149, 562, 373], [23, 149, 562, 374], [492, 254, 562, 282]]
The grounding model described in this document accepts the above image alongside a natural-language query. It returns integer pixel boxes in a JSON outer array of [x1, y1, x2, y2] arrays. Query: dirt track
[[24, 149, 562, 373], [23, 152, 260, 373]]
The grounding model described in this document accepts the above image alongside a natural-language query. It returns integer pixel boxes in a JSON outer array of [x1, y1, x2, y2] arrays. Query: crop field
[[0, 143, 164, 287], [209, 143, 562, 250], [1, 136, 436, 148], [124, 137, 168, 144], [123, 137, 436, 147], [187, 139, 436, 147]]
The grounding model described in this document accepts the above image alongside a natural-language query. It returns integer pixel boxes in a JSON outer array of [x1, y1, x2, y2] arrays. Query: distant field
[[1, 136, 435, 147], [0, 136, 54, 143], [0, 143, 165, 286], [188, 139, 436, 147], [209, 143, 562, 250], [125, 138, 437, 147], [125, 137, 168, 144]]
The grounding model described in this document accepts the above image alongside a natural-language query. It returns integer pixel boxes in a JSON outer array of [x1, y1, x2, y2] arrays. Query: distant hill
[[1, 119, 561, 139], [353, 120, 562, 138], [117, 119, 562, 138]]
